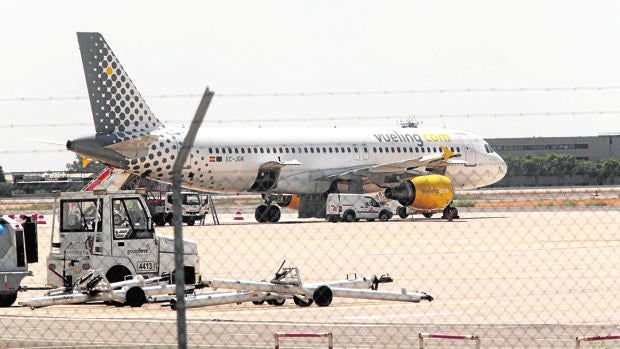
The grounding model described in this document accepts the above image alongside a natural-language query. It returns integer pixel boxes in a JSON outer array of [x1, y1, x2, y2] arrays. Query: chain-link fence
[[1, 185, 619, 348]]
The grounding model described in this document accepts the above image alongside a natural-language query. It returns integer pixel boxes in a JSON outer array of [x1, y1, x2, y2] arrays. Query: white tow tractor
[[46, 189, 201, 289], [173, 261, 433, 309]]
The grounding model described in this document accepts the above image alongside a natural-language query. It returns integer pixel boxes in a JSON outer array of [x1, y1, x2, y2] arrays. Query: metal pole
[[172, 87, 213, 349]]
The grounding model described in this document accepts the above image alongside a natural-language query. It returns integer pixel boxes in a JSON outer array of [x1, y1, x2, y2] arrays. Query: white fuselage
[[133, 127, 507, 195]]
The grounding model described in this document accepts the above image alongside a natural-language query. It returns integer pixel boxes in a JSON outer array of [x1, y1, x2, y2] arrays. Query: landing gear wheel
[[254, 205, 268, 223], [443, 207, 459, 221], [397, 206, 408, 219], [0, 293, 17, 307], [266, 205, 281, 223]]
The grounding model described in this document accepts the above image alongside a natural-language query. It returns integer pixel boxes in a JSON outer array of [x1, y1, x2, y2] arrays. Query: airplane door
[[464, 137, 477, 166], [110, 197, 158, 274], [353, 144, 369, 161]]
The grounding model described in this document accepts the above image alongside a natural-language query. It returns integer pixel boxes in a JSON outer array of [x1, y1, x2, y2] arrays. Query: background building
[[488, 134, 620, 161]]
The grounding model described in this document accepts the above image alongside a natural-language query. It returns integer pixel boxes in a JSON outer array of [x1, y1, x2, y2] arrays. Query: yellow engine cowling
[[276, 195, 301, 211], [384, 174, 454, 211]]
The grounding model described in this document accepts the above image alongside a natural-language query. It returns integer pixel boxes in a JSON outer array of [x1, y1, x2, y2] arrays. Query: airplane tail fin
[[77, 32, 163, 135]]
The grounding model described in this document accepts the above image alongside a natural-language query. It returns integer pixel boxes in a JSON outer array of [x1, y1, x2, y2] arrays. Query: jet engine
[[384, 174, 454, 211]]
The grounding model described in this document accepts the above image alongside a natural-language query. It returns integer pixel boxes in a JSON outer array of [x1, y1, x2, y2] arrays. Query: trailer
[[20, 270, 189, 308], [173, 261, 433, 309], [0, 215, 38, 307]]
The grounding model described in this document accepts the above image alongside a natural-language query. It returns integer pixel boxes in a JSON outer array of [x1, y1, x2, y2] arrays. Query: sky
[[1, 0, 620, 172]]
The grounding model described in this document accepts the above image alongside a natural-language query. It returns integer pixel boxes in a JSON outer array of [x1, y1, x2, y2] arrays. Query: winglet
[[441, 146, 455, 161]]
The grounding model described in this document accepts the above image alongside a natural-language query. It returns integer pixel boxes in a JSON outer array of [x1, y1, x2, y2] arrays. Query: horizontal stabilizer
[[104, 135, 159, 159]]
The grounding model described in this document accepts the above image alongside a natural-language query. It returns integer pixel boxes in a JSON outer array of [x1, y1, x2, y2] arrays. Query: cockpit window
[[484, 143, 496, 153]]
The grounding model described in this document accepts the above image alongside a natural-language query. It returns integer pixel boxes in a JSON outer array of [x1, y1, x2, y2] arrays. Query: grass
[[0, 202, 53, 212], [454, 199, 475, 207]]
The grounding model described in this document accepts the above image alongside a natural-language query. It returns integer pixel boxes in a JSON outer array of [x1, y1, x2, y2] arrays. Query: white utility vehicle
[[145, 191, 203, 226], [325, 193, 393, 223], [0, 216, 38, 306]]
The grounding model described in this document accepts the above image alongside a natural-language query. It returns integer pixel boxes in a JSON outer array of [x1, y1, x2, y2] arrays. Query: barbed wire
[[1, 85, 620, 102], [1, 110, 619, 129]]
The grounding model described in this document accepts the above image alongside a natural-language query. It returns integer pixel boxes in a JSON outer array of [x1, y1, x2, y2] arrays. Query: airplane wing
[[323, 146, 464, 182]]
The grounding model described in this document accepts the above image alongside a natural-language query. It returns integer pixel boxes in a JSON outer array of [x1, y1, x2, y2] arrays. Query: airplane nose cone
[[498, 158, 508, 180]]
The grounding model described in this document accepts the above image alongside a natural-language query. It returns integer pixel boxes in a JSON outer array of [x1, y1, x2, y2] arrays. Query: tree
[[0, 165, 11, 197], [66, 155, 107, 174]]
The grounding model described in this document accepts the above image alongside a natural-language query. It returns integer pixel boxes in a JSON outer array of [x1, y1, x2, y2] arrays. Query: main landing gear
[[255, 195, 282, 223], [442, 206, 459, 221]]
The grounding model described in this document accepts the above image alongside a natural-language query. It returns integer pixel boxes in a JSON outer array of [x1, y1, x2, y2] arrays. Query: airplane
[[66, 32, 507, 223]]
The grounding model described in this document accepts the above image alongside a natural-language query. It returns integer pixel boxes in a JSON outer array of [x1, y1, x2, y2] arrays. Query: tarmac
[[1, 206, 619, 348]]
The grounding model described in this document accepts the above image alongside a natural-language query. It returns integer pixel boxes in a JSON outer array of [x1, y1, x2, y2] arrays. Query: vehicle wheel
[[293, 296, 313, 307], [252, 300, 265, 305], [342, 210, 356, 222], [397, 206, 408, 219], [154, 216, 166, 226], [187, 218, 195, 226], [267, 298, 285, 306], [266, 205, 281, 223], [366, 218, 375, 222], [254, 205, 268, 223], [106, 265, 131, 283], [328, 216, 339, 223], [125, 286, 146, 307], [379, 211, 390, 222], [0, 293, 17, 307], [313, 285, 333, 307], [422, 212, 433, 219]]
